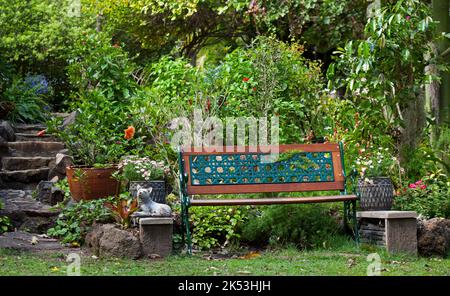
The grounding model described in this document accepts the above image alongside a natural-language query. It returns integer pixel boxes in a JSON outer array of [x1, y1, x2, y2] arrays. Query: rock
[[0, 189, 60, 233], [48, 153, 73, 180], [417, 218, 450, 257], [61, 111, 78, 130], [35, 180, 65, 206], [85, 223, 142, 259], [0, 231, 78, 254], [0, 120, 15, 142]]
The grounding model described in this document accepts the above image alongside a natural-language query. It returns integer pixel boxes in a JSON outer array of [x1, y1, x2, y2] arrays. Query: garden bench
[[178, 143, 359, 254]]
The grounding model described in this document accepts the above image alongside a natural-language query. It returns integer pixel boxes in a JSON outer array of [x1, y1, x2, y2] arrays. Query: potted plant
[[355, 147, 399, 211], [47, 91, 142, 201], [117, 156, 170, 204]]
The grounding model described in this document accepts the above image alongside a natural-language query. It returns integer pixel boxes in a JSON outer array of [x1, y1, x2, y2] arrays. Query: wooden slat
[[182, 143, 340, 155], [190, 195, 357, 206]]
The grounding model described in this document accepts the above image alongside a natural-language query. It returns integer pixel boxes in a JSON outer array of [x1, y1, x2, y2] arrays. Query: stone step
[[0, 189, 61, 233], [1, 156, 54, 170], [13, 124, 46, 134], [0, 168, 49, 183], [0, 181, 38, 190], [7, 141, 65, 157], [15, 133, 56, 142]]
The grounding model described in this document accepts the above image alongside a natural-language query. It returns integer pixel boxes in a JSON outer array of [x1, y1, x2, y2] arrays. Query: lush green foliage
[[190, 206, 252, 250], [1, 76, 50, 123], [241, 204, 340, 249], [0, 201, 12, 234], [394, 171, 450, 218], [105, 193, 139, 229], [47, 198, 113, 244]]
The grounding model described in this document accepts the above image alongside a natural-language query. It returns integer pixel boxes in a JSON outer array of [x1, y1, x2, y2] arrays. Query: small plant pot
[[66, 166, 119, 202], [129, 180, 167, 204], [357, 177, 394, 211]]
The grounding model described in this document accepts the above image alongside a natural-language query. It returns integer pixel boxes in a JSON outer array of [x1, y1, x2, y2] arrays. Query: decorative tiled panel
[[189, 152, 334, 186]]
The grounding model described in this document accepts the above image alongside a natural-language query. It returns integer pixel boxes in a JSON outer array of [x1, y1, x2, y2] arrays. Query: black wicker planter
[[357, 177, 394, 211], [129, 180, 167, 204]]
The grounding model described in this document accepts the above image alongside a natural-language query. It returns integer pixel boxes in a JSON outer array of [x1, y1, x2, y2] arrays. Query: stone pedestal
[[138, 217, 173, 258], [357, 211, 418, 255]]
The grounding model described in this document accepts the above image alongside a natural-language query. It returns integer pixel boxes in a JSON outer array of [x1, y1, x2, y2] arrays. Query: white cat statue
[[134, 185, 172, 217]]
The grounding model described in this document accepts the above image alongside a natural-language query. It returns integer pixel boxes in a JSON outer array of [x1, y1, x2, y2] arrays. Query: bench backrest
[[180, 143, 346, 195]]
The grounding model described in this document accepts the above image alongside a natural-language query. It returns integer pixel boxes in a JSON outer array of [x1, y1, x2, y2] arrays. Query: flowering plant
[[354, 147, 400, 179], [118, 156, 169, 182], [394, 171, 450, 219]]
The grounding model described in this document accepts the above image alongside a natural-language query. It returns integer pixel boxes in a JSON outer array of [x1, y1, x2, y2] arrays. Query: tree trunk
[[432, 0, 450, 126]]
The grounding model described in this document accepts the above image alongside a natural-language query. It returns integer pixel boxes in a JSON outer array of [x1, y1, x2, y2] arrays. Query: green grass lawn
[[0, 239, 448, 276]]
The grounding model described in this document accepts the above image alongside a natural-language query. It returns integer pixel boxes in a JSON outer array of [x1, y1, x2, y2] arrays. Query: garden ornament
[[134, 185, 172, 217]]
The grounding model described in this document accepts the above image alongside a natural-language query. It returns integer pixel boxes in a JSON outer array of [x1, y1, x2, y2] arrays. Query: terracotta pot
[[66, 166, 119, 202]]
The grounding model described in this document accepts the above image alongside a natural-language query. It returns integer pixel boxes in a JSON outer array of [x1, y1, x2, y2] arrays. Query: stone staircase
[[1, 123, 66, 190], [0, 119, 68, 234]]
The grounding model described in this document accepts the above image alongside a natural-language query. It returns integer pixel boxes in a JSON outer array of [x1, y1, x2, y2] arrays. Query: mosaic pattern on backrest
[[189, 151, 335, 186]]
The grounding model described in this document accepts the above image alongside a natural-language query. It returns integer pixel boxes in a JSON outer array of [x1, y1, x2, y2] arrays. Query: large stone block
[[139, 217, 173, 258], [357, 211, 418, 255]]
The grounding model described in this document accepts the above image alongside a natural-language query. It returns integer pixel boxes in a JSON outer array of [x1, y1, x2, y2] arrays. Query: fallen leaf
[[71, 242, 80, 248], [30, 236, 39, 245], [237, 270, 252, 274], [347, 258, 356, 268], [240, 251, 261, 259]]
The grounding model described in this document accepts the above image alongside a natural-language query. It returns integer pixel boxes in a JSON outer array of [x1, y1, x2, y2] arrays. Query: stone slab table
[[138, 217, 173, 258], [357, 211, 417, 255]]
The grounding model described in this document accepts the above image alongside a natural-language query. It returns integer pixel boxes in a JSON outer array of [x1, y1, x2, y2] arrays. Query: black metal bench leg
[[182, 203, 193, 255], [343, 201, 349, 233], [351, 200, 360, 246]]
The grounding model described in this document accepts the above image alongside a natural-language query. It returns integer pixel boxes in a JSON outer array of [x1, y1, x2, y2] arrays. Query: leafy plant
[[2, 76, 50, 123], [104, 193, 139, 229], [241, 204, 340, 249], [47, 198, 113, 244], [0, 201, 12, 234], [190, 206, 252, 250], [394, 171, 450, 219]]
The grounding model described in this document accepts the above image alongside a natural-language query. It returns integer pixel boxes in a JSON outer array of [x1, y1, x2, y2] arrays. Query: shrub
[[47, 198, 113, 245], [2, 76, 50, 123], [0, 201, 12, 234], [190, 206, 252, 250], [394, 171, 450, 219], [241, 204, 340, 249]]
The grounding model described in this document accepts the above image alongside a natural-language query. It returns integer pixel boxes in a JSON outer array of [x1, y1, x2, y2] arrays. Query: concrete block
[[139, 217, 173, 258]]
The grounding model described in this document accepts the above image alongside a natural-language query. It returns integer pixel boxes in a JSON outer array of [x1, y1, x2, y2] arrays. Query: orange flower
[[124, 126, 135, 140]]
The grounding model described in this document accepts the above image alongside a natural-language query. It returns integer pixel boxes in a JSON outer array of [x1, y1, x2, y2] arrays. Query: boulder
[[0, 120, 15, 142], [61, 111, 78, 130], [85, 223, 142, 259], [35, 180, 65, 205], [48, 153, 73, 180], [417, 218, 450, 257]]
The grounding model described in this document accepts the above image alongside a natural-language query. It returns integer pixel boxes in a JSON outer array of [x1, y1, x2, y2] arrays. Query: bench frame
[[178, 142, 359, 254]]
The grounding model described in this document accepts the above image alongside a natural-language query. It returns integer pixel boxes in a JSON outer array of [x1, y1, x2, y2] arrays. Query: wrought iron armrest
[[345, 168, 359, 196]]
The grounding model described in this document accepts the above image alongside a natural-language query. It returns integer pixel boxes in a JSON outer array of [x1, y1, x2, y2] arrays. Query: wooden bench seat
[[190, 194, 357, 206], [178, 143, 359, 254]]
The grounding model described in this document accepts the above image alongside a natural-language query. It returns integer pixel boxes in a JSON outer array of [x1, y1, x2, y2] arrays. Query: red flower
[[242, 77, 250, 82], [36, 129, 46, 137], [420, 184, 427, 190], [124, 126, 135, 140], [252, 87, 257, 91], [408, 183, 416, 189], [405, 15, 411, 21], [415, 180, 423, 185]]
